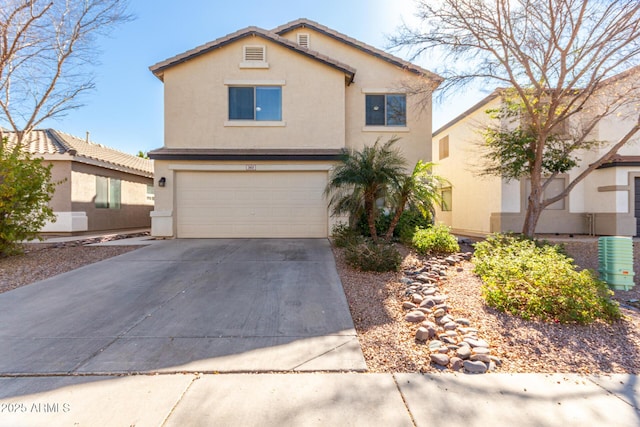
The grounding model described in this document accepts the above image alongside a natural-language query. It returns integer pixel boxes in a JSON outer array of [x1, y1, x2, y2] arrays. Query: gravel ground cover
[[334, 240, 640, 374], [1, 235, 639, 374], [0, 236, 145, 294]]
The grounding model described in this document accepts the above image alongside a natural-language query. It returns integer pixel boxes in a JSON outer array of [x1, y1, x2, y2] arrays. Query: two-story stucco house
[[432, 68, 640, 237], [148, 19, 442, 238]]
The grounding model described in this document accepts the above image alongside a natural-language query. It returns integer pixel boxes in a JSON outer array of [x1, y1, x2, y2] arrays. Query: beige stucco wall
[[45, 160, 72, 212], [71, 162, 153, 232], [432, 97, 504, 235], [434, 84, 640, 236], [281, 28, 434, 167], [162, 38, 346, 150]]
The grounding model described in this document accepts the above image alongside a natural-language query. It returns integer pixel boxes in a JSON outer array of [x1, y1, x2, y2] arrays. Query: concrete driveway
[[0, 239, 365, 374]]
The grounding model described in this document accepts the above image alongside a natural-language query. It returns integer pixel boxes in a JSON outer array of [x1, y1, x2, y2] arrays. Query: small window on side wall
[[439, 136, 449, 160], [365, 94, 406, 126], [441, 187, 452, 212]]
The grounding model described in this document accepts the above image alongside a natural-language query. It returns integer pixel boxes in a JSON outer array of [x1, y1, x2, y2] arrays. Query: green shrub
[[331, 223, 363, 248], [344, 240, 402, 272], [411, 224, 459, 255], [356, 211, 392, 238], [0, 143, 57, 256], [473, 234, 621, 324], [395, 209, 433, 244]]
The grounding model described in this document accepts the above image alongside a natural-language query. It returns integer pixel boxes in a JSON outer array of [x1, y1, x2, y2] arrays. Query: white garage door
[[176, 171, 328, 238]]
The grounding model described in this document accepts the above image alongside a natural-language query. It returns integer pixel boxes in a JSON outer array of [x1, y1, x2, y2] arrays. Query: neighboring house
[[3, 129, 154, 235], [432, 70, 640, 237], [148, 18, 442, 238]]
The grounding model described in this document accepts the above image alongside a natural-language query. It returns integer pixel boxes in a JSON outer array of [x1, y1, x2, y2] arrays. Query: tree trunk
[[385, 197, 407, 241], [522, 186, 543, 237], [364, 194, 378, 243]]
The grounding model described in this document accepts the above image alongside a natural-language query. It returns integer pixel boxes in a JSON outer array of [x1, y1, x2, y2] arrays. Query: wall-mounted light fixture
[[158, 177, 166, 187]]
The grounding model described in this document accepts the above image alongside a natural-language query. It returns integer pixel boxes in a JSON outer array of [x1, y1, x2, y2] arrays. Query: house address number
[[246, 164, 257, 171]]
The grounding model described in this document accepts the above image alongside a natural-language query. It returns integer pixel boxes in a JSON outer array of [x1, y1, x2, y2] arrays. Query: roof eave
[[274, 19, 443, 83], [149, 27, 356, 82]]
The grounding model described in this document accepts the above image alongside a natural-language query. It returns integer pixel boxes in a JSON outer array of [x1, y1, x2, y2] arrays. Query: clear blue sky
[[41, 0, 485, 155]]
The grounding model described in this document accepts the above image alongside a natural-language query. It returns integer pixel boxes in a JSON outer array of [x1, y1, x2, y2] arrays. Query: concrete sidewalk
[[0, 372, 637, 426]]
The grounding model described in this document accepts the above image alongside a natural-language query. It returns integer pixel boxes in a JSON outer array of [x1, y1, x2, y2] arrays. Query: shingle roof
[[149, 25, 356, 83], [2, 129, 153, 177], [273, 18, 443, 83]]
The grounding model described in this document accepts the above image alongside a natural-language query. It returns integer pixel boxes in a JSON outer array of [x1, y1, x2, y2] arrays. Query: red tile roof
[[1, 129, 153, 177]]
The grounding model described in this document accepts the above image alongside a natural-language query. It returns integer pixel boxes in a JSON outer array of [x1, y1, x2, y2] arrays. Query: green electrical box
[[598, 236, 635, 291]]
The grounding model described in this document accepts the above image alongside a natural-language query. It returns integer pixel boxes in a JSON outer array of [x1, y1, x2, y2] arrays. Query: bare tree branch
[[390, 0, 640, 235], [0, 0, 132, 145]]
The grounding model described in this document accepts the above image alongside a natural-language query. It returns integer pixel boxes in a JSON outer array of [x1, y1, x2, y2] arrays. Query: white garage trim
[[175, 170, 329, 238], [169, 163, 332, 171]]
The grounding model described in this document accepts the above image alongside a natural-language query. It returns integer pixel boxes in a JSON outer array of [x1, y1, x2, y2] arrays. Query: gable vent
[[297, 33, 310, 49], [243, 45, 266, 62]]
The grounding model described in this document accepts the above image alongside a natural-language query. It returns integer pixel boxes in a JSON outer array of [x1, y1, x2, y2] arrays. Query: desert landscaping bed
[[334, 240, 640, 374]]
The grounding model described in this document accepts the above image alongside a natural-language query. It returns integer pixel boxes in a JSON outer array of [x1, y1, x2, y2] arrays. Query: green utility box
[[598, 236, 635, 291]]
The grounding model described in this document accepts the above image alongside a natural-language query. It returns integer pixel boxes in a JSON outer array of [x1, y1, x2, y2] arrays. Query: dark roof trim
[[148, 148, 344, 162], [433, 90, 502, 136], [274, 19, 442, 83], [597, 156, 640, 169], [149, 26, 356, 84]]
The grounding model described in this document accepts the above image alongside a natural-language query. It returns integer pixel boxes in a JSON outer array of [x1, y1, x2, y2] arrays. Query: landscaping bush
[[356, 211, 392, 239], [395, 209, 433, 244], [331, 223, 363, 248], [344, 240, 402, 272], [473, 234, 621, 324], [411, 224, 459, 255]]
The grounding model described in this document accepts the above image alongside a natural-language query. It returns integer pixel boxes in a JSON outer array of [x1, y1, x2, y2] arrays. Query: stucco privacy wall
[[162, 39, 346, 150], [280, 27, 433, 165]]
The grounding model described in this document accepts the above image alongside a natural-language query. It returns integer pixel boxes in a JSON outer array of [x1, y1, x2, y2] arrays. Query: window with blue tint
[[229, 87, 254, 120], [229, 86, 281, 121], [386, 94, 406, 126], [256, 86, 281, 121], [365, 94, 406, 126]]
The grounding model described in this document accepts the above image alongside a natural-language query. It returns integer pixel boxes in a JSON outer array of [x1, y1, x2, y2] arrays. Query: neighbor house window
[[441, 187, 452, 211], [96, 176, 121, 209], [146, 184, 155, 202], [229, 86, 282, 121], [525, 178, 565, 210], [439, 136, 449, 160], [365, 94, 406, 126]]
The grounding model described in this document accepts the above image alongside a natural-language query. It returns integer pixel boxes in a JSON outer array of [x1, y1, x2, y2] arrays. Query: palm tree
[[325, 137, 406, 243], [384, 160, 449, 241]]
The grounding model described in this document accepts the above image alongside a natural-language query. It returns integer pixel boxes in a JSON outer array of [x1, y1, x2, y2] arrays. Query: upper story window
[[365, 94, 406, 126], [229, 86, 282, 121]]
